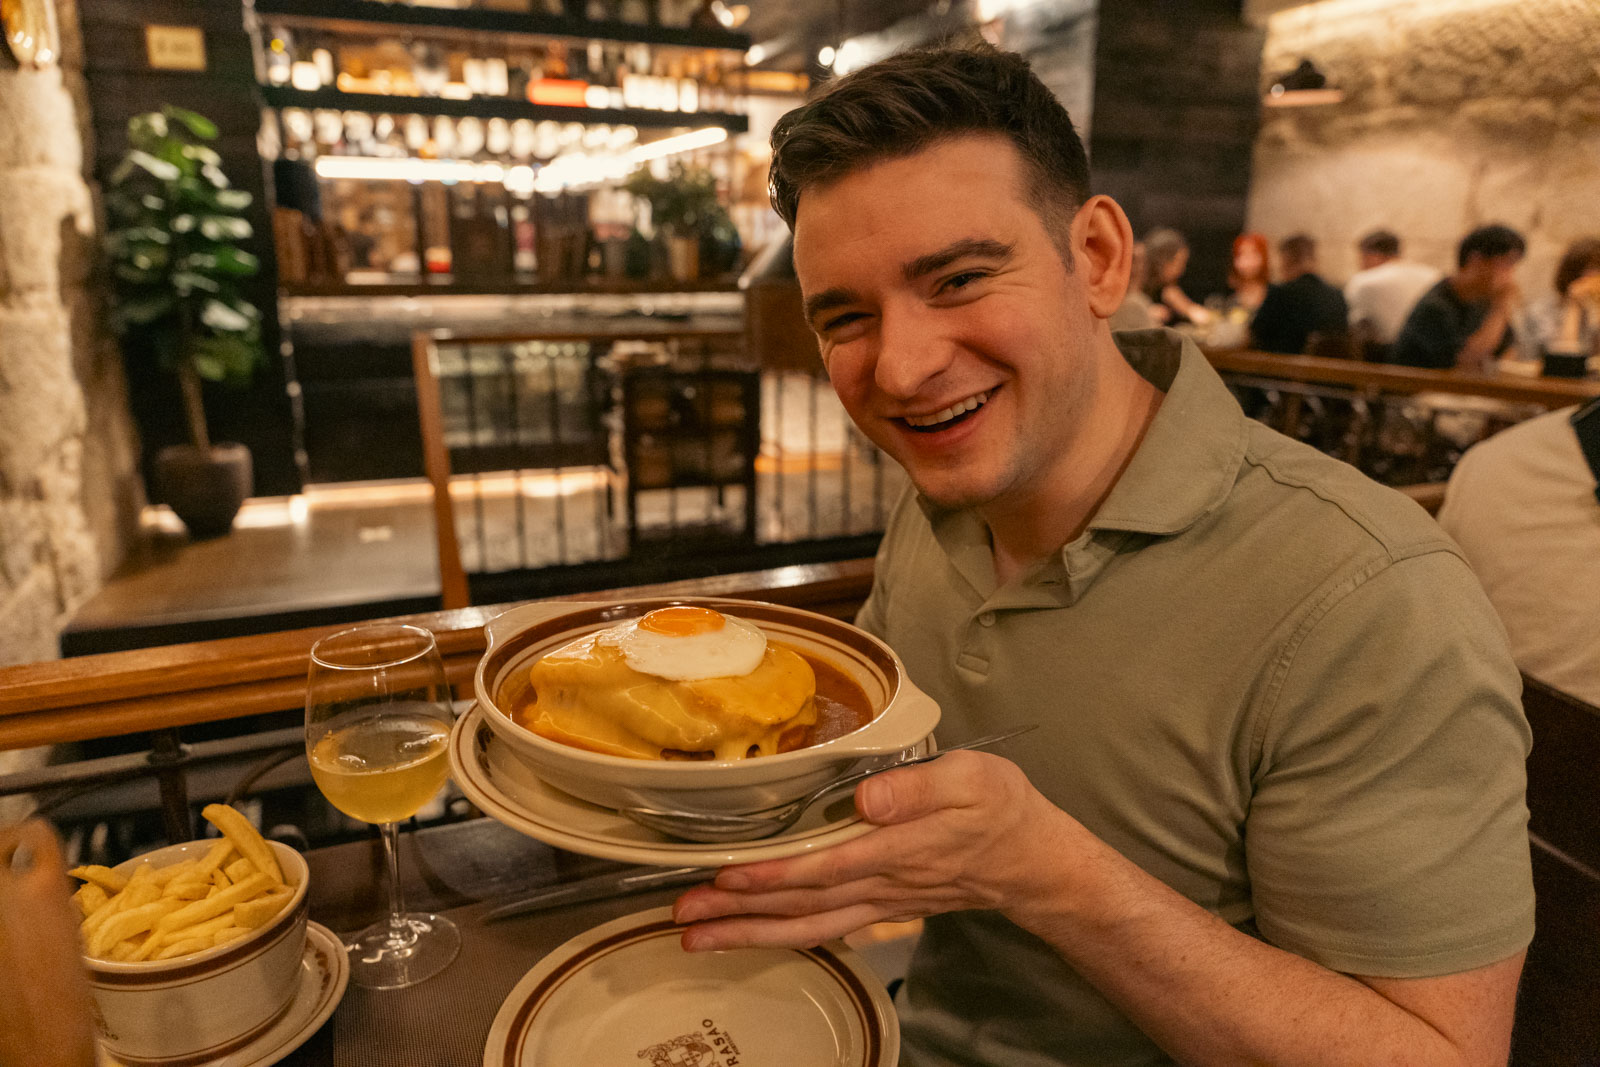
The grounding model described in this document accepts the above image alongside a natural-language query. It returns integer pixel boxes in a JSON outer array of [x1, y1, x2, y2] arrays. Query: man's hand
[[1491, 276, 1521, 311], [0, 821, 97, 1067], [673, 751, 1063, 951]]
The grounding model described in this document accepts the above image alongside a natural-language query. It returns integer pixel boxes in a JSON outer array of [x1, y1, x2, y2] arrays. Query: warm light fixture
[[817, 45, 836, 66], [310, 126, 729, 191]]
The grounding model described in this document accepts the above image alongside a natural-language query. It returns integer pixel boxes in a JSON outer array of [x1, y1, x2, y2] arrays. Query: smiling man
[[674, 46, 1534, 1067]]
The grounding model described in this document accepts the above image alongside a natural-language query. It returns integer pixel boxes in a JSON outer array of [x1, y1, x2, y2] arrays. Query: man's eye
[[940, 271, 987, 293], [822, 312, 866, 333]]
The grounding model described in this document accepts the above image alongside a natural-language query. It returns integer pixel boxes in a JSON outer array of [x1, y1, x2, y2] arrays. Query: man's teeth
[[904, 391, 991, 428]]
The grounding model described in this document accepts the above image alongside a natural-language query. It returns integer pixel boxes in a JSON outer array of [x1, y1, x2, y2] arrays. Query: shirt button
[[978, 612, 996, 627]]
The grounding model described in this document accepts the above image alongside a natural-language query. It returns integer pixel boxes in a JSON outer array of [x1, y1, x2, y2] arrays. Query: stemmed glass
[[305, 623, 460, 989]]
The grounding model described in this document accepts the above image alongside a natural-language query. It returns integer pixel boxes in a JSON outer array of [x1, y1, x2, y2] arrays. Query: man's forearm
[[1006, 812, 1515, 1067], [1455, 307, 1511, 369]]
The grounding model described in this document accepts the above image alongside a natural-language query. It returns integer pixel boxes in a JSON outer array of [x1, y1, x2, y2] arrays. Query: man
[[1390, 225, 1525, 369], [674, 46, 1533, 1067], [1343, 229, 1442, 357], [1437, 400, 1600, 706], [1248, 234, 1349, 355]]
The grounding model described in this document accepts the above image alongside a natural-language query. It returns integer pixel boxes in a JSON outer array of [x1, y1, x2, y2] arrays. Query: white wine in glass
[[306, 623, 460, 989]]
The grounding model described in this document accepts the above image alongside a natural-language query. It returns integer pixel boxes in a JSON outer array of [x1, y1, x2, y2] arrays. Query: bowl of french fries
[[71, 803, 309, 1063]]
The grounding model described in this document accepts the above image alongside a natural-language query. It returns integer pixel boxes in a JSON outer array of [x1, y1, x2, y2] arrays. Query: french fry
[[232, 888, 294, 930], [91, 899, 185, 958], [212, 926, 249, 947], [149, 859, 199, 888], [210, 868, 231, 889], [223, 857, 255, 883], [154, 937, 213, 961], [68, 865, 128, 893], [148, 872, 273, 944], [109, 935, 147, 962], [164, 881, 212, 901], [195, 839, 235, 876], [201, 805, 282, 885], [73, 882, 110, 918], [81, 889, 127, 939]]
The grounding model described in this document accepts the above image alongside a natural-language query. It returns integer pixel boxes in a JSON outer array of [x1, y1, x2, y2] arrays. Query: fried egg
[[598, 606, 767, 681]]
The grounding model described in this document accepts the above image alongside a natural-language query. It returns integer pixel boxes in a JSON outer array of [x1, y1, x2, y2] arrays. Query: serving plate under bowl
[[472, 597, 940, 815]]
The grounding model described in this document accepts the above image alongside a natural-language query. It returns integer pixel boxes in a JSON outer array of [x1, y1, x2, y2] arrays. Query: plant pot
[[666, 234, 700, 283], [154, 443, 253, 539]]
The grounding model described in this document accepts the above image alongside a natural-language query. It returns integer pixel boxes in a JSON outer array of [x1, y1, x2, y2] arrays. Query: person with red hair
[[1228, 232, 1271, 313]]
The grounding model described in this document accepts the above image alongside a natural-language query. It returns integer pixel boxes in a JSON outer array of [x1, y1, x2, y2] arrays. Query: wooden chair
[[1512, 674, 1600, 1064]]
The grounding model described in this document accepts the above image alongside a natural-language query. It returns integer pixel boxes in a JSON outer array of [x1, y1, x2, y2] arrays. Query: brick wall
[[1247, 0, 1600, 293], [0, 0, 142, 813]]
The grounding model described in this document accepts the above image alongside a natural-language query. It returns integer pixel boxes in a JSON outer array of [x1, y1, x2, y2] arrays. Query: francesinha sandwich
[[514, 606, 821, 760]]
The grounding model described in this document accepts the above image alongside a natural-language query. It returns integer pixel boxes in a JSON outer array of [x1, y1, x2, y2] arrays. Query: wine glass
[[305, 623, 460, 989]]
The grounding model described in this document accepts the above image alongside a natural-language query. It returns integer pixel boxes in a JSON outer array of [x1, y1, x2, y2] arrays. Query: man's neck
[[1449, 273, 1488, 303], [984, 343, 1165, 587]]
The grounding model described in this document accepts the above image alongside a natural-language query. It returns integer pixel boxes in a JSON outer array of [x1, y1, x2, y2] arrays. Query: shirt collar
[[1085, 328, 1248, 536]]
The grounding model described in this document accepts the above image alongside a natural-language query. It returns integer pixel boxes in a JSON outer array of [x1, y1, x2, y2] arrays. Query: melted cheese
[[518, 634, 818, 760]]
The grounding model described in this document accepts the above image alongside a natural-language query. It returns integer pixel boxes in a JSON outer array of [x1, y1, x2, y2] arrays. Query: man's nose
[[874, 309, 955, 399]]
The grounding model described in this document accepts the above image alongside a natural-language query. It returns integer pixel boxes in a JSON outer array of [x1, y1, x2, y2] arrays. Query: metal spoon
[[619, 724, 1038, 843]]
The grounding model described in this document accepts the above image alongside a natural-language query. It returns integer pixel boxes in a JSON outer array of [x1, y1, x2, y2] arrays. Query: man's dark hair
[[1457, 224, 1526, 269], [1358, 230, 1401, 258], [1554, 238, 1600, 296], [768, 44, 1090, 244], [1279, 233, 1317, 265]]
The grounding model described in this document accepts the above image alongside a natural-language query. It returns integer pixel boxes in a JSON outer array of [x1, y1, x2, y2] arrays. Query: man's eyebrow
[[803, 287, 860, 326], [902, 238, 1015, 283]]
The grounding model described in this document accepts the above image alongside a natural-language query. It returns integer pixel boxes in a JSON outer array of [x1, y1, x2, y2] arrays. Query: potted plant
[[105, 106, 263, 538], [623, 163, 736, 283]]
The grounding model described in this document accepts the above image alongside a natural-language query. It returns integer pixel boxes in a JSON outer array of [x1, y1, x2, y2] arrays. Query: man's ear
[[1072, 195, 1135, 319]]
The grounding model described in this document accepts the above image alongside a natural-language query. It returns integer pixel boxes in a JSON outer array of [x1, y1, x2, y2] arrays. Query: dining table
[[280, 815, 717, 1066]]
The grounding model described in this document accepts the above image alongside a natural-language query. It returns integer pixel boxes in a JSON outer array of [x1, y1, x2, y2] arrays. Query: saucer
[[100, 922, 348, 1067], [482, 906, 899, 1067], [449, 703, 876, 867]]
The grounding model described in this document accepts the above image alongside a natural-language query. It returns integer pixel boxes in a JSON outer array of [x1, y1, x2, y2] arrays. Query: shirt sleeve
[[1245, 548, 1535, 977], [1391, 299, 1458, 367]]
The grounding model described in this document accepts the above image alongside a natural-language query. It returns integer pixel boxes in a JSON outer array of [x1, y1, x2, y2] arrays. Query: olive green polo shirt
[[856, 329, 1535, 1067]]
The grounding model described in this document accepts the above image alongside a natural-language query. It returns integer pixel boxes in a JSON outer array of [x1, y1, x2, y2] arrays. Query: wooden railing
[[1205, 349, 1600, 407], [0, 559, 875, 751]]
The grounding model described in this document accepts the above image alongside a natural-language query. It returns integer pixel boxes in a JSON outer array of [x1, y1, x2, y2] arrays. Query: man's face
[[1461, 251, 1522, 296], [1358, 250, 1388, 271], [792, 134, 1101, 513]]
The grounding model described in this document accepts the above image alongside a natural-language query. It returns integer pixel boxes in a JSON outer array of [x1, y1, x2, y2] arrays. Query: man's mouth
[[900, 390, 993, 433]]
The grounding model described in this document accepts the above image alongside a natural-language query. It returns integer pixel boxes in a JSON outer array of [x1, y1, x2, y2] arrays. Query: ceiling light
[[817, 45, 836, 66]]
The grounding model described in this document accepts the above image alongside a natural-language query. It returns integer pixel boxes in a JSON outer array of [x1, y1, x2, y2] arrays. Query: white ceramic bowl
[[474, 597, 941, 814], [85, 838, 309, 1064]]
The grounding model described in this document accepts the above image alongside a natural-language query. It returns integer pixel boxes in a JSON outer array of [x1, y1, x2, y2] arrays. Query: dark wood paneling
[[82, 0, 302, 496]]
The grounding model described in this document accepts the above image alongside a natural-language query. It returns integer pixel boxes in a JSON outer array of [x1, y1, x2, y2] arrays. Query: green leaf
[[182, 247, 259, 277], [181, 144, 222, 167], [200, 298, 253, 333], [213, 189, 252, 211], [199, 215, 252, 241], [124, 150, 180, 182], [189, 333, 261, 384], [172, 270, 221, 296], [163, 106, 218, 141], [200, 164, 231, 189], [113, 291, 177, 327], [171, 214, 197, 233]]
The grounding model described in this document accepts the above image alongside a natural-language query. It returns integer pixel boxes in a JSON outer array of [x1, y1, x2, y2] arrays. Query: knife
[[481, 865, 712, 923]]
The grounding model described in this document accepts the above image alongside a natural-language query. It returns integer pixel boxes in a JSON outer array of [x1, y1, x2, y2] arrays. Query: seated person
[[1437, 400, 1600, 707], [1225, 232, 1270, 314], [1249, 234, 1349, 355], [1107, 241, 1158, 331], [1389, 224, 1524, 370], [1343, 230, 1441, 358], [1141, 228, 1212, 326], [1521, 237, 1600, 359]]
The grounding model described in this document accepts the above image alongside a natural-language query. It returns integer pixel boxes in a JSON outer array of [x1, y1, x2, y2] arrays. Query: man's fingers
[[856, 750, 1008, 824], [679, 903, 885, 952]]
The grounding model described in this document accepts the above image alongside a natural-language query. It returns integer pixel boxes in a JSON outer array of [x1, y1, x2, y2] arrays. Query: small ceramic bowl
[[85, 839, 309, 1064], [474, 597, 941, 814]]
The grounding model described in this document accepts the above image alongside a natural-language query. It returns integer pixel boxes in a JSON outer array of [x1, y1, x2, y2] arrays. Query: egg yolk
[[637, 606, 726, 636]]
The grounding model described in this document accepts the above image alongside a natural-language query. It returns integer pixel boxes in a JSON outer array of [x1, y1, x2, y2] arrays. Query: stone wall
[[1247, 0, 1600, 294], [0, 0, 143, 813]]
